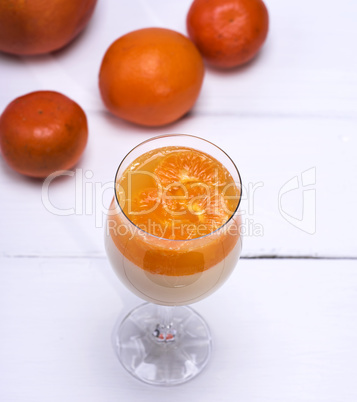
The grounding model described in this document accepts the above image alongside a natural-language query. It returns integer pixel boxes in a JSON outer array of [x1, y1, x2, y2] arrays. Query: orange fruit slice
[[129, 186, 229, 240], [154, 148, 229, 188]]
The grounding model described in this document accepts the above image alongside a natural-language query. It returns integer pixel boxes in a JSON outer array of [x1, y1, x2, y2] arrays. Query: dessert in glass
[[105, 134, 242, 385]]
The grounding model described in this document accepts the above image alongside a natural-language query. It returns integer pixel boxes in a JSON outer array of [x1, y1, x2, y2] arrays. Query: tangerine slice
[[128, 188, 168, 238], [154, 148, 229, 188], [127, 183, 230, 240]]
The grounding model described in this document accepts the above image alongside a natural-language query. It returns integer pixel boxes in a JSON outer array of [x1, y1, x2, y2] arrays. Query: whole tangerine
[[0, 91, 88, 178], [187, 0, 269, 68], [0, 0, 97, 55], [99, 28, 205, 127]]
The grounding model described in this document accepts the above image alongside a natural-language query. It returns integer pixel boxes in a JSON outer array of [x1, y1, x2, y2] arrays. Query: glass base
[[112, 303, 212, 386]]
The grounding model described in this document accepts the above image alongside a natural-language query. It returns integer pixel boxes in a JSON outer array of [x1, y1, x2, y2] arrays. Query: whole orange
[[0, 91, 88, 178], [99, 28, 205, 127], [187, 0, 269, 68], [0, 0, 97, 55]]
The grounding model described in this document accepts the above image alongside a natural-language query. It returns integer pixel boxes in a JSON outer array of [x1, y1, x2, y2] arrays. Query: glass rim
[[113, 134, 243, 242]]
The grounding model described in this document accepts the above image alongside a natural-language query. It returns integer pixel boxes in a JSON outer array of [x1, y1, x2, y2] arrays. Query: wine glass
[[105, 134, 242, 385]]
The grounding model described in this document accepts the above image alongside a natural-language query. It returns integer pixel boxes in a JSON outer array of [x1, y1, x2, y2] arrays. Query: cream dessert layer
[[105, 231, 242, 306]]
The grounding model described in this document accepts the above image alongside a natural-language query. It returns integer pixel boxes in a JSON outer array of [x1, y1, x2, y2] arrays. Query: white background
[[1, 0, 356, 400]]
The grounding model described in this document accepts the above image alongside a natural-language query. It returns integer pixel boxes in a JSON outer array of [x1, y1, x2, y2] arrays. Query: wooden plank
[[0, 0, 356, 258], [1, 0, 356, 117], [0, 115, 356, 257], [1, 257, 356, 401]]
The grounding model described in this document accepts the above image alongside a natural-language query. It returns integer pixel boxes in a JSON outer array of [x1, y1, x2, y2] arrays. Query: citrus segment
[[155, 149, 229, 187]]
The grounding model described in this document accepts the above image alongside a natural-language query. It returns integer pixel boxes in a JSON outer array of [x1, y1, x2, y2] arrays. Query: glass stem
[[152, 305, 176, 343]]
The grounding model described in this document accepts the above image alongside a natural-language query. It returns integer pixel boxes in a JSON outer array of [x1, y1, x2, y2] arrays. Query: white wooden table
[[1, 0, 356, 400]]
